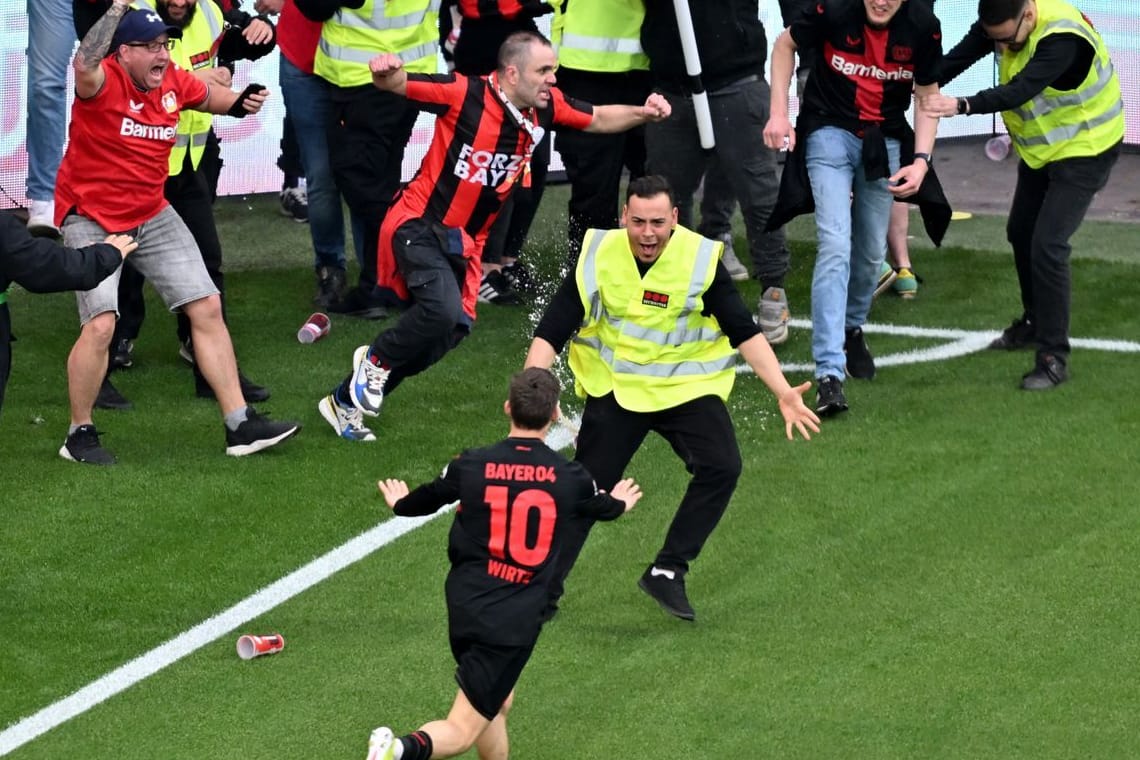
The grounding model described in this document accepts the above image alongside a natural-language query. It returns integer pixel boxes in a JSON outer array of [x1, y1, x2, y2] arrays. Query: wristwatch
[[913, 152, 933, 166]]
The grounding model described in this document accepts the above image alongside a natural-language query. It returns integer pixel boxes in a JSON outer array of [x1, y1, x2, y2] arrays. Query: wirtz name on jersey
[[120, 117, 177, 142], [830, 54, 913, 81], [455, 143, 523, 187]]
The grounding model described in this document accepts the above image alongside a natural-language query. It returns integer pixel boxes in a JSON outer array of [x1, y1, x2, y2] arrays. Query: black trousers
[[548, 392, 742, 605], [1006, 143, 1119, 363], [327, 85, 418, 293], [556, 68, 651, 265], [114, 134, 226, 347]]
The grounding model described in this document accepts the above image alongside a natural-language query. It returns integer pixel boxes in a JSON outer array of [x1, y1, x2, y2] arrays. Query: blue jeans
[[806, 126, 899, 380], [279, 56, 347, 271], [26, 0, 74, 201]]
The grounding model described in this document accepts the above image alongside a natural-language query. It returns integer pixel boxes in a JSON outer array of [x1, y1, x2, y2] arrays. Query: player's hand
[[104, 233, 137, 258], [369, 53, 404, 77], [243, 18, 274, 45], [763, 114, 795, 152], [607, 477, 643, 512], [641, 93, 671, 122], [240, 88, 270, 115], [779, 381, 821, 441], [377, 478, 410, 508]]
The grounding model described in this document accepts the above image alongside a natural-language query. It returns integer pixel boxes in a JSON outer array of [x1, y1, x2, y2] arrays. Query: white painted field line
[[0, 510, 452, 757]]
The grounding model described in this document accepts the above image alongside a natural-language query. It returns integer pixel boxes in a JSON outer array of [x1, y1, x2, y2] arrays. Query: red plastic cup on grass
[[297, 312, 331, 344], [236, 633, 285, 660]]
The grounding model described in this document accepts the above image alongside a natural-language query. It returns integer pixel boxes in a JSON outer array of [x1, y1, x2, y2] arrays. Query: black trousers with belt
[[547, 391, 743, 606]]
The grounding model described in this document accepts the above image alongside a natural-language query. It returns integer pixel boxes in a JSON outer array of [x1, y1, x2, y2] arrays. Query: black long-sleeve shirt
[[533, 254, 763, 354], [941, 24, 1094, 115]]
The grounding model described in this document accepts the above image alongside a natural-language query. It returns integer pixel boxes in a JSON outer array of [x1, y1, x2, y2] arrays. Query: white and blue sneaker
[[366, 727, 396, 760], [319, 394, 376, 442], [350, 345, 390, 417]]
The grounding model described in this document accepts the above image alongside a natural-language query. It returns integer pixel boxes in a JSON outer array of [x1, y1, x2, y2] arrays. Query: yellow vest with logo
[[134, 0, 223, 174], [999, 0, 1124, 169], [568, 226, 737, 413], [551, 0, 648, 73], [314, 0, 440, 87]]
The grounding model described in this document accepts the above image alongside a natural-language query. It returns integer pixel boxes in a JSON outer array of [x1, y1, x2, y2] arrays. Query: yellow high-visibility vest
[[999, 0, 1124, 168], [551, 0, 648, 73], [134, 0, 223, 174], [568, 226, 737, 413], [314, 0, 440, 88]]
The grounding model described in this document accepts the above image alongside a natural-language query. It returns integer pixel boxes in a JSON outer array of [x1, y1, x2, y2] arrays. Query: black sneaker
[[279, 184, 308, 223], [501, 261, 538, 295], [477, 270, 522, 306], [990, 316, 1035, 350], [59, 424, 116, 465], [815, 375, 849, 417], [109, 338, 134, 370], [315, 265, 347, 308], [224, 409, 301, 456], [195, 368, 271, 403], [638, 565, 695, 621], [95, 376, 133, 410], [1020, 353, 1068, 391], [844, 326, 876, 380], [328, 286, 388, 320]]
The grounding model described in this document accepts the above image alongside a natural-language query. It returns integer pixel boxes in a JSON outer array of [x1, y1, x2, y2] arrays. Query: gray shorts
[[62, 205, 219, 326]]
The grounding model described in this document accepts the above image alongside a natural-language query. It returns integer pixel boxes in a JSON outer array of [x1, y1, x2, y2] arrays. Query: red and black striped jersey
[[791, 0, 942, 132], [457, 0, 550, 20], [397, 71, 593, 240]]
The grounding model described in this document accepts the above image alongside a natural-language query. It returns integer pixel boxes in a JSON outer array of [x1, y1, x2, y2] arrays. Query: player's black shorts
[[450, 635, 536, 721]]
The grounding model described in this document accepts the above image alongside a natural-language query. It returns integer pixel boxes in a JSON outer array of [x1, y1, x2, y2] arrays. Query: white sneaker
[[366, 727, 396, 760], [716, 233, 749, 281], [26, 199, 59, 237], [319, 394, 376, 442], [350, 345, 390, 417]]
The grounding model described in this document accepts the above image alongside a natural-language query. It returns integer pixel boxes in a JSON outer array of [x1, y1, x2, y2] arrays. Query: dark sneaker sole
[[637, 577, 696, 621], [58, 444, 116, 466], [225, 425, 301, 457]]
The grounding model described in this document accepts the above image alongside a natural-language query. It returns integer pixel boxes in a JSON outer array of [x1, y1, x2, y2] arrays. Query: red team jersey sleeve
[[550, 87, 593, 130]]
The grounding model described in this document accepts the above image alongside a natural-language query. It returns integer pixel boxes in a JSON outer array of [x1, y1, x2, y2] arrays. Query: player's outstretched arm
[[377, 478, 410, 509], [737, 333, 820, 441]]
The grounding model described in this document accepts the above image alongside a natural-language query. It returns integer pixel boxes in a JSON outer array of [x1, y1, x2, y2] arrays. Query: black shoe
[[477, 270, 522, 306], [328, 287, 388, 319], [815, 375, 849, 417], [95, 376, 133, 410], [990, 316, 1035, 350], [279, 184, 309, 223], [109, 338, 134, 370], [195, 368, 271, 403], [1020, 353, 1068, 390], [501, 261, 538, 295], [225, 409, 301, 456], [844, 326, 876, 380], [315, 265, 347, 308], [59, 424, 116, 465], [638, 565, 695, 621]]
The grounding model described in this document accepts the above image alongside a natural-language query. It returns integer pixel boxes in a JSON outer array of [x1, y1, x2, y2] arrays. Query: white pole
[[671, 0, 716, 149]]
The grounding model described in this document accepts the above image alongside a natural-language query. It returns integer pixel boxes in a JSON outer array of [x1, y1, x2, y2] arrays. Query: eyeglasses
[[988, 10, 1027, 45], [125, 39, 176, 52]]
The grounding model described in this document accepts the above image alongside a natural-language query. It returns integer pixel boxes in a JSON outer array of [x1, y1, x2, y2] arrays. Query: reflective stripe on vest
[[999, 0, 1124, 168], [134, 0, 223, 174], [552, 0, 648, 73], [569, 227, 736, 412], [315, 0, 440, 86]]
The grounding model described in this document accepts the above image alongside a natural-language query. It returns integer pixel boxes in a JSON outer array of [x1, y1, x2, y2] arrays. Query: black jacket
[[1, 213, 123, 416]]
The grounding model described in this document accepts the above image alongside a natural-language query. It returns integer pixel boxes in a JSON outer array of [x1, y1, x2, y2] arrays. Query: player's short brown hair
[[509, 368, 560, 430]]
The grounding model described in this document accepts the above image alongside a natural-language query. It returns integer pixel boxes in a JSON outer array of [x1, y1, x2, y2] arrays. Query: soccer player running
[[317, 31, 671, 443], [525, 175, 820, 622], [368, 367, 642, 760], [917, 0, 1123, 390]]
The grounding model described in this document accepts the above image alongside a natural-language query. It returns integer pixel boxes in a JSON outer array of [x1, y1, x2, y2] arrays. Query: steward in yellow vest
[[525, 175, 819, 622], [921, 0, 1124, 390], [313, 0, 440, 87]]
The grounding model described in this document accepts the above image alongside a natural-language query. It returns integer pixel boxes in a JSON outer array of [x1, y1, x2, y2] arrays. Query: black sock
[[399, 731, 433, 760]]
